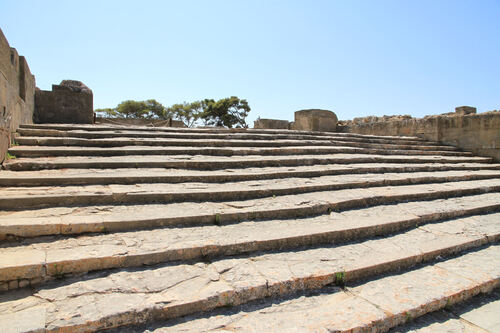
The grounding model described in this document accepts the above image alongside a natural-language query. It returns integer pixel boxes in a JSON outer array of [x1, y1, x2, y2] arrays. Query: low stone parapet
[[341, 110, 500, 161]]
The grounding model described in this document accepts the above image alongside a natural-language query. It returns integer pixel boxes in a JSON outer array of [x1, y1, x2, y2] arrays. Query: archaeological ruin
[[0, 28, 499, 332]]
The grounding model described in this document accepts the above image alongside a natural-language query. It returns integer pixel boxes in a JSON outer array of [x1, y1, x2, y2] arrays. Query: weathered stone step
[[389, 288, 500, 333], [0, 218, 497, 332], [1, 162, 500, 187], [1, 170, 499, 210], [16, 127, 437, 146], [15, 136, 458, 151], [8, 145, 470, 158], [1, 179, 499, 238], [19, 123, 429, 142], [4, 153, 492, 171], [139, 246, 500, 333], [0, 194, 498, 289]]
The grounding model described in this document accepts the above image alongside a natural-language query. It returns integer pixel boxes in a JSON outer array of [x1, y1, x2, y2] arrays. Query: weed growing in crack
[[53, 264, 65, 279], [335, 271, 346, 288]]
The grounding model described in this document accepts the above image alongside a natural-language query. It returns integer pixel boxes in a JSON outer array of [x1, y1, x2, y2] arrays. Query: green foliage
[[96, 96, 250, 128], [335, 271, 346, 288], [96, 99, 171, 120], [167, 101, 206, 128], [215, 213, 221, 226], [6, 152, 16, 159], [201, 96, 250, 128]]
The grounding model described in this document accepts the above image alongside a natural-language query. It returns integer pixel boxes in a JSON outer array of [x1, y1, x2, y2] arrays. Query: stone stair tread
[[1, 179, 499, 237], [1, 162, 499, 186], [1, 170, 498, 209], [16, 129, 431, 146], [0, 196, 498, 284], [19, 123, 429, 141], [389, 289, 500, 332], [141, 245, 500, 333], [15, 135, 459, 150], [8, 145, 468, 157], [0, 222, 498, 332], [4, 153, 492, 171]]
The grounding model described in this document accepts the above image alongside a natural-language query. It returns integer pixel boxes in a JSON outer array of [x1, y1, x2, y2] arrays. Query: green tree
[[167, 101, 205, 127], [96, 99, 170, 119], [200, 97, 250, 128]]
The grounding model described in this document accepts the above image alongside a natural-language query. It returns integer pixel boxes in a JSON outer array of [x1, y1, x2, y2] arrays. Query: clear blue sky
[[1, 0, 499, 124]]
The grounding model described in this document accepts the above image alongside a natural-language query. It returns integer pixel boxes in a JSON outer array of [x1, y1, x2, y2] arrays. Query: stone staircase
[[0, 123, 499, 332]]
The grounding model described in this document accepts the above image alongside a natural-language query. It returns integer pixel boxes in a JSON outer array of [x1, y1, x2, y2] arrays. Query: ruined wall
[[96, 117, 186, 127], [35, 80, 93, 124], [340, 111, 500, 161], [254, 118, 290, 130], [291, 109, 338, 132], [254, 110, 338, 132], [0, 29, 36, 162]]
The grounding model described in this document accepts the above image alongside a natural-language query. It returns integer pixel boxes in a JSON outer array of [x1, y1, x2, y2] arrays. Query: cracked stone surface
[[1, 170, 499, 202], [1, 124, 499, 332], [0, 179, 498, 239], [105, 246, 500, 333], [0, 223, 498, 331], [4, 153, 492, 172], [1, 162, 499, 185], [0, 197, 498, 283]]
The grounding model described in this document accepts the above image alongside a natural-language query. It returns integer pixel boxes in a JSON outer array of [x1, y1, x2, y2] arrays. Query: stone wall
[[96, 117, 187, 127], [0, 28, 36, 162], [290, 109, 338, 132], [35, 80, 93, 124], [340, 111, 500, 161], [253, 110, 338, 132], [254, 118, 290, 130]]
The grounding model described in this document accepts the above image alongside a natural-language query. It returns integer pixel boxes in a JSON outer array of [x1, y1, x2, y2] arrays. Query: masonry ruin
[[0, 29, 35, 162]]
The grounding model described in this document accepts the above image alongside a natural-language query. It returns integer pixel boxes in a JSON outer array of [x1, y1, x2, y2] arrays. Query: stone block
[[253, 118, 290, 129], [291, 109, 338, 132], [35, 80, 93, 124], [455, 106, 477, 115]]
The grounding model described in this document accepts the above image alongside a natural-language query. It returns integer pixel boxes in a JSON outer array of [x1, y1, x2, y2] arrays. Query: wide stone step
[[3, 153, 492, 171], [1, 170, 499, 210], [19, 123, 430, 142], [16, 127, 438, 146], [138, 246, 500, 333], [1, 162, 500, 187], [15, 136, 458, 151], [1, 179, 499, 238], [8, 145, 470, 158], [0, 195, 498, 289], [389, 288, 500, 333], [0, 219, 497, 332]]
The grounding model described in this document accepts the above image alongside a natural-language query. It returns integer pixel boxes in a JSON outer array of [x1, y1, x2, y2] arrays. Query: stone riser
[[15, 136, 458, 151], [1, 172, 499, 210], [4, 155, 492, 171], [1, 163, 500, 187], [8, 146, 470, 158]]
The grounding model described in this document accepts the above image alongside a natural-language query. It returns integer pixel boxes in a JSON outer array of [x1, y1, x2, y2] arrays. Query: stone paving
[[0, 124, 499, 332]]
